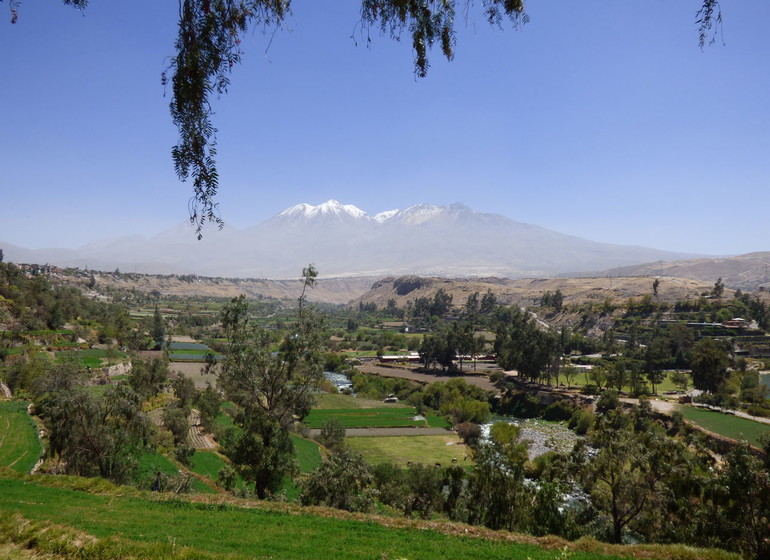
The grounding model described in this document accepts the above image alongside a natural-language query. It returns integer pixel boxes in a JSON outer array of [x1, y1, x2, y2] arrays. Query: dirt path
[[307, 427, 451, 438], [620, 397, 680, 415], [355, 364, 498, 392]]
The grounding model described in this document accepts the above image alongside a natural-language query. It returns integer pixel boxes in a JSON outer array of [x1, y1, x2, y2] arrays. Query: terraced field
[[0, 402, 41, 474], [1, 473, 731, 560]]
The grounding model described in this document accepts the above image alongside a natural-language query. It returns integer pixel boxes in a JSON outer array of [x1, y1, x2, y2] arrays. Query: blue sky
[[1, 0, 768, 255]]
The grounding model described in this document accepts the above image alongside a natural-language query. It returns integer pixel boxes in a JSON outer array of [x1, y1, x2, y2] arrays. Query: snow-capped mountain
[[275, 200, 370, 222], [1, 201, 703, 279]]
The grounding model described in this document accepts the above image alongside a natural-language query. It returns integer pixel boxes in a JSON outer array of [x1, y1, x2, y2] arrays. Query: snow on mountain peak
[[373, 209, 399, 223], [277, 200, 369, 221]]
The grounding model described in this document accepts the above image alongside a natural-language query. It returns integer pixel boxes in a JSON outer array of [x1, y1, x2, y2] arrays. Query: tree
[[221, 407, 298, 498], [466, 422, 531, 532], [690, 338, 729, 393], [583, 412, 686, 544], [41, 384, 153, 484], [217, 294, 323, 427], [318, 417, 345, 452], [480, 289, 497, 314], [712, 277, 725, 299], [151, 306, 165, 349], [644, 337, 670, 395], [128, 357, 169, 399], [298, 263, 317, 316], [300, 448, 374, 512], [195, 382, 222, 432], [652, 278, 660, 296], [216, 289, 323, 495], [708, 442, 770, 559]]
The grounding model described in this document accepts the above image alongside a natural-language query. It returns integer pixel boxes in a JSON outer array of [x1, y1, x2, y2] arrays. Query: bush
[[542, 399, 576, 421], [317, 418, 345, 451], [582, 383, 599, 395], [596, 390, 620, 414], [568, 408, 594, 435], [747, 404, 770, 418], [455, 421, 482, 448]]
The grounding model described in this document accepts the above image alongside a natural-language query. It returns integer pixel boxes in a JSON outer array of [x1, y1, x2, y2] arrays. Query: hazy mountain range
[[2, 201, 703, 279]]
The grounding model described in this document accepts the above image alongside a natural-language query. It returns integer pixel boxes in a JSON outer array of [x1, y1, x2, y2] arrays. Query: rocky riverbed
[[482, 418, 580, 459]]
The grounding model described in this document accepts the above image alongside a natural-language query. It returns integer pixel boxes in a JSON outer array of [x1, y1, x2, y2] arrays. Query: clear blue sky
[[1, 0, 768, 255]]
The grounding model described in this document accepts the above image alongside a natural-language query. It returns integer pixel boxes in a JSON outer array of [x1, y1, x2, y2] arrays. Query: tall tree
[[690, 338, 729, 393], [150, 306, 165, 349], [216, 290, 323, 496], [218, 294, 323, 427]]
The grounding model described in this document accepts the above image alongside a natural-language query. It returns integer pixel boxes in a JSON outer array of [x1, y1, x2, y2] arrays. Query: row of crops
[[167, 341, 223, 362]]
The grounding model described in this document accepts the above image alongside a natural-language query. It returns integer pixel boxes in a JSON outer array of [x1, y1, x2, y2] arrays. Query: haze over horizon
[[2, 1, 769, 255]]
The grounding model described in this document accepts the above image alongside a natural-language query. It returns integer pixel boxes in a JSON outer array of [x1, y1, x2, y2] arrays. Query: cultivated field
[[680, 406, 770, 446], [1, 473, 736, 560], [304, 407, 448, 429], [0, 402, 41, 474], [346, 434, 471, 466]]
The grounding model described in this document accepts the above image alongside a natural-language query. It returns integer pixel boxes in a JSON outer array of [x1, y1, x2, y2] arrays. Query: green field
[[56, 348, 128, 369], [305, 407, 448, 429], [0, 474, 647, 560], [291, 435, 323, 473], [0, 402, 41, 474], [347, 435, 471, 467], [314, 393, 410, 409], [680, 406, 770, 446], [564, 369, 682, 394], [136, 449, 215, 494]]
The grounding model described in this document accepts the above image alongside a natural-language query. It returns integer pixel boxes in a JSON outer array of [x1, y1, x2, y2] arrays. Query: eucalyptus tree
[[215, 289, 324, 497]]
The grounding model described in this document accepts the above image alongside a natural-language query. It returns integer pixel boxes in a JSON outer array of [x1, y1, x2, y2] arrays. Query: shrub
[[455, 421, 482, 448], [542, 400, 576, 422], [568, 409, 594, 435]]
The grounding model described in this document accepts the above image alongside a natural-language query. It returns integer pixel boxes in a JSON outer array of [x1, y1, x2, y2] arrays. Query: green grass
[[55, 348, 128, 369], [680, 405, 770, 446], [291, 435, 322, 473], [189, 450, 229, 481], [564, 369, 682, 394], [136, 449, 216, 494], [136, 449, 181, 481], [0, 475, 637, 560], [0, 402, 41, 474], [189, 450, 246, 490], [314, 393, 409, 409], [346, 435, 471, 467], [305, 407, 446, 429]]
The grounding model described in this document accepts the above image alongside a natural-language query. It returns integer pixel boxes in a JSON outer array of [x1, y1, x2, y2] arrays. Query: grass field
[[346, 435, 471, 467], [680, 406, 770, 446], [564, 369, 682, 394], [0, 402, 41, 474], [0, 475, 646, 560], [56, 348, 128, 369], [291, 435, 323, 473], [314, 393, 410, 409], [304, 407, 448, 429], [136, 450, 215, 494]]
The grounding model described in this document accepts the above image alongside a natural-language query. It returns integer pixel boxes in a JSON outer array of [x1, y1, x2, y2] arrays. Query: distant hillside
[[584, 252, 770, 291], [351, 275, 720, 310], [52, 269, 379, 306]]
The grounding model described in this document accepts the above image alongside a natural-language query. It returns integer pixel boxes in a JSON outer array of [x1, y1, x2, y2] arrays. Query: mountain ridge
[[1, 200, 707, 279]]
